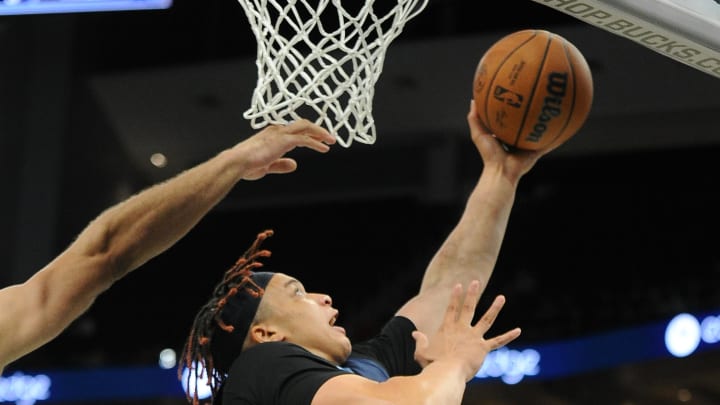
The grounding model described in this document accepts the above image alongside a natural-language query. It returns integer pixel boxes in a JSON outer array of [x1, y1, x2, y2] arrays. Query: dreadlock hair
[[179, 229, 275, 405]]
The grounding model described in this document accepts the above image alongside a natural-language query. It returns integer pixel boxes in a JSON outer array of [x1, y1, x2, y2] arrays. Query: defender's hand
[[412, 281, 521, 382], [232, 119, 336, 181]]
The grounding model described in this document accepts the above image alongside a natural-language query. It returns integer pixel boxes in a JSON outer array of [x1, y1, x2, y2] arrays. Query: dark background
[[2, 0, 720, 403]]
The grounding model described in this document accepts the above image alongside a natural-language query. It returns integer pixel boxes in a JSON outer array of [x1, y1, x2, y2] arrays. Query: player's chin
[[325, 335, 352, 365], [339, 339, 353, 362], [334, 334, 352, 354]]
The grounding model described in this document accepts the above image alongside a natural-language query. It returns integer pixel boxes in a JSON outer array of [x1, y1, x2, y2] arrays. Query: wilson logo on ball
[[526, 72, 568, 143]]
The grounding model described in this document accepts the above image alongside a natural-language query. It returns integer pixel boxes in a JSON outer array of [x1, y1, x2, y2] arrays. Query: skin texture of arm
[[0, 120, 335, 373], [312, 281, 520, 405], [397, 100, 552, 336]]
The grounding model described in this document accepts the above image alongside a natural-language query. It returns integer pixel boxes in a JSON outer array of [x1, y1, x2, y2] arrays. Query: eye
[[294, 287, 306, 296]]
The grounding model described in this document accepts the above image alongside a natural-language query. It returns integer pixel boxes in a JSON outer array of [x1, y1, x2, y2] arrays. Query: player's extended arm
[[397, 100, 548, 335], [0, 120, 335, 371], [313, 281, 520, 405]]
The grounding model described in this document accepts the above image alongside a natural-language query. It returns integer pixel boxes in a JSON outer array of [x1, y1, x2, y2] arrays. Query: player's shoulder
[[241, 341, 312, 357], [231, 341, 332, 371]]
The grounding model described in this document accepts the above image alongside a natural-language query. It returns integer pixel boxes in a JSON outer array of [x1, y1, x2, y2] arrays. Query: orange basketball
[[473, 29, 594, 151]]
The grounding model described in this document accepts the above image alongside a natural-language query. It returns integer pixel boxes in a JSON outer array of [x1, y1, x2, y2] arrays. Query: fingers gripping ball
[[473, 29, 594, 151]]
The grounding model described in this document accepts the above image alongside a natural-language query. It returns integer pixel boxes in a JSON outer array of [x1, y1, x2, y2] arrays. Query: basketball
[[472, 29, 594, 151]]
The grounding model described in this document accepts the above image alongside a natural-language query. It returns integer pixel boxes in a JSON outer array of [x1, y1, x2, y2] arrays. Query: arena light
[[158, 348, 177, 370], [0, 372, 51, 405], [0, 0, 172, 16], [179, 362, 212, 401], [665, 313, 702, 357], [473, 308, 720, 384], [665, 312, 720, 358]]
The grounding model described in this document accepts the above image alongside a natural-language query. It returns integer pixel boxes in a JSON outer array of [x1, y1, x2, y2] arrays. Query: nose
[[314, 294, 332, 306]]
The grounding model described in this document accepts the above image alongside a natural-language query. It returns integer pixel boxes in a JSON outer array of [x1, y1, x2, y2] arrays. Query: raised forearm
[[388, 359, 468, 405], [420, 165, 518, 292], [73, 120, 335, 287], [80, 148, 246, 282], [315, 360, 468, 405], [0, 151, 246, 369]]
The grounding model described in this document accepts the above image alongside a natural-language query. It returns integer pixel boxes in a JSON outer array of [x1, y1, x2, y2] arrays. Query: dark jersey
[[220, 316, 422, 405]]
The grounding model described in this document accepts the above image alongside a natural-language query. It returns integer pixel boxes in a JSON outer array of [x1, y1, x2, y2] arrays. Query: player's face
[[259, 273, 351, 365]]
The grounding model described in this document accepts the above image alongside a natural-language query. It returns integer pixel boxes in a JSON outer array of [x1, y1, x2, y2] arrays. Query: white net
[[237, 0, 429, 147]]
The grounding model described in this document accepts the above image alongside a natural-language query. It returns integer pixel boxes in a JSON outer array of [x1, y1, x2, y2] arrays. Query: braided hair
[[179, 229, 275, 405]]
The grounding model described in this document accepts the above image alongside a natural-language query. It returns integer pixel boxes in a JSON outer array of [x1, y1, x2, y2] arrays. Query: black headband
[[210, 271, 275, 373]]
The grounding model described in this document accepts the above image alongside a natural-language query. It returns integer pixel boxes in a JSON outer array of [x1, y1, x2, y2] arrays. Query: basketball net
[[237, 0, 429, 147]]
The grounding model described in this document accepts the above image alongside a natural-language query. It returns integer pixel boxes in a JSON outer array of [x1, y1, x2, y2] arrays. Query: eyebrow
[[284, 278, 300, 289]]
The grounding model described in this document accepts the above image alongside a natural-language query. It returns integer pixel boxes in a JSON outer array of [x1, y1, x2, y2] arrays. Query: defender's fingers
[[474, 294, 507, 333], [486, 327, 522, 351], [284, 119, 336, 144], [266, 158, 298, 174], [443, 283, 464, 323], [459, 280, 482, 324], [288, 132, 335, 153]]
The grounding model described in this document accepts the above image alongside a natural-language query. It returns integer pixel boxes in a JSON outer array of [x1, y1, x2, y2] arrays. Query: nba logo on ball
[[473, 29, 594, 151], [492, 85, 523, 108]]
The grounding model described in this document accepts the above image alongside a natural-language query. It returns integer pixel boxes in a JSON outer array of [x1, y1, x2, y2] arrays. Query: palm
[[412, 282, 521, 382]]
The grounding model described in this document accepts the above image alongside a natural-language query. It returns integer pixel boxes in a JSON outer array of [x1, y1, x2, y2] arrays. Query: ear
[[248, 323, 286, 343]]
